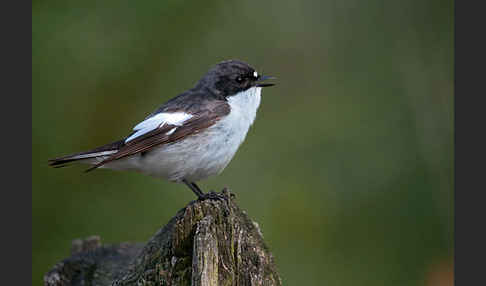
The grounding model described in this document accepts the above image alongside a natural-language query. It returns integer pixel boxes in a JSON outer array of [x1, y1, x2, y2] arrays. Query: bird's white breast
[[224, 86, 262, 139], [107, 87, 262, 182]]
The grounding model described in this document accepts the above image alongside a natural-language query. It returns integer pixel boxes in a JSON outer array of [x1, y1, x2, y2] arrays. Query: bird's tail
[[48, 140, 124, 170]]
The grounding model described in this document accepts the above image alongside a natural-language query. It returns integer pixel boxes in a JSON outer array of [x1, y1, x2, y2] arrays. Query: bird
[[48, 59, 275, 199]]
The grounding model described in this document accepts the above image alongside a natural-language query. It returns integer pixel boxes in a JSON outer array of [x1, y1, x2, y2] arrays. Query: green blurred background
[[32, 0, 453, 285]]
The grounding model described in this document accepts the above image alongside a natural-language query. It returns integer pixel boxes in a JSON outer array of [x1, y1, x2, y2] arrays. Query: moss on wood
[[44, 189, 281, 286]]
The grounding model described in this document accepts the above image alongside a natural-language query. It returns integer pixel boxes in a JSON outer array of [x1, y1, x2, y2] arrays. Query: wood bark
[[44, 189, 282, 286]]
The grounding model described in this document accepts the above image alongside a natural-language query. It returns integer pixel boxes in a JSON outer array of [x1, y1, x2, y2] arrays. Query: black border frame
[[3, 1, 32, 285]]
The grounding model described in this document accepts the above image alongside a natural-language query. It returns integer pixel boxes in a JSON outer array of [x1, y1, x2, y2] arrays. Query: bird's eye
[[236, 76, 244, 83]]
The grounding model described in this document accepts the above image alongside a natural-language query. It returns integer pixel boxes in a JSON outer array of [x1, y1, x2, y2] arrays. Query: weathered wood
[[44, 189, 282, 286]]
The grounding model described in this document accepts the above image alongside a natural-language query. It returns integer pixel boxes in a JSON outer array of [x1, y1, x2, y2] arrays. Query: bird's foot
[[198, 188, 232, 202]]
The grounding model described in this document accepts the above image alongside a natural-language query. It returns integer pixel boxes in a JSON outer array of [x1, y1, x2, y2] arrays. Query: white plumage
[[125, 112, 193, 143], [102, 87, 262, 182]]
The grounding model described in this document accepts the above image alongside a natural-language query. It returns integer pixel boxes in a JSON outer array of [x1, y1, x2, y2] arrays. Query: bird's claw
[[197, 190, 229, 202]]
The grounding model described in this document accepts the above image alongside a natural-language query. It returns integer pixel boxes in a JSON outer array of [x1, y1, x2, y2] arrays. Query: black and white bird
[[49, 60, 275, 199]]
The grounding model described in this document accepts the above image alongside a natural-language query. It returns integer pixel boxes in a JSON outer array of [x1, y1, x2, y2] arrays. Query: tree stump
[[44, 189, 282, 286]]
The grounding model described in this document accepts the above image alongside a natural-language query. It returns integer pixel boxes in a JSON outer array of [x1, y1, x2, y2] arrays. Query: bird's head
[[196, 59, 275, 98]]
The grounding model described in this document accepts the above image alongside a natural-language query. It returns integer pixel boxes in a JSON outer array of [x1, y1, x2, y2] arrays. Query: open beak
[[255, 75, 276, 87]]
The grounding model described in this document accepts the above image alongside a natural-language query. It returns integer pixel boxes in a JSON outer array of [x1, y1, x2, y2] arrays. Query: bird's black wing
[[84, 100, 230, 172]]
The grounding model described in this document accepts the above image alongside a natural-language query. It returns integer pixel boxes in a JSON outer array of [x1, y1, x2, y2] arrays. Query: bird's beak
[[255, 75, 276, 87]]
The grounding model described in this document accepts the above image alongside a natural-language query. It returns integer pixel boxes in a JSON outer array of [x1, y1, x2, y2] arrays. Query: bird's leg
[[183, 179, 228, 201], [191, 182, 205, 195], [182, 179, 204, 198]]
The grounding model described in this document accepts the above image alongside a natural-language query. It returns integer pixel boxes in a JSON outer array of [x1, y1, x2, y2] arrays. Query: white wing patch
[[125, 112, 193, 143], [166, 127, 177, 135]]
